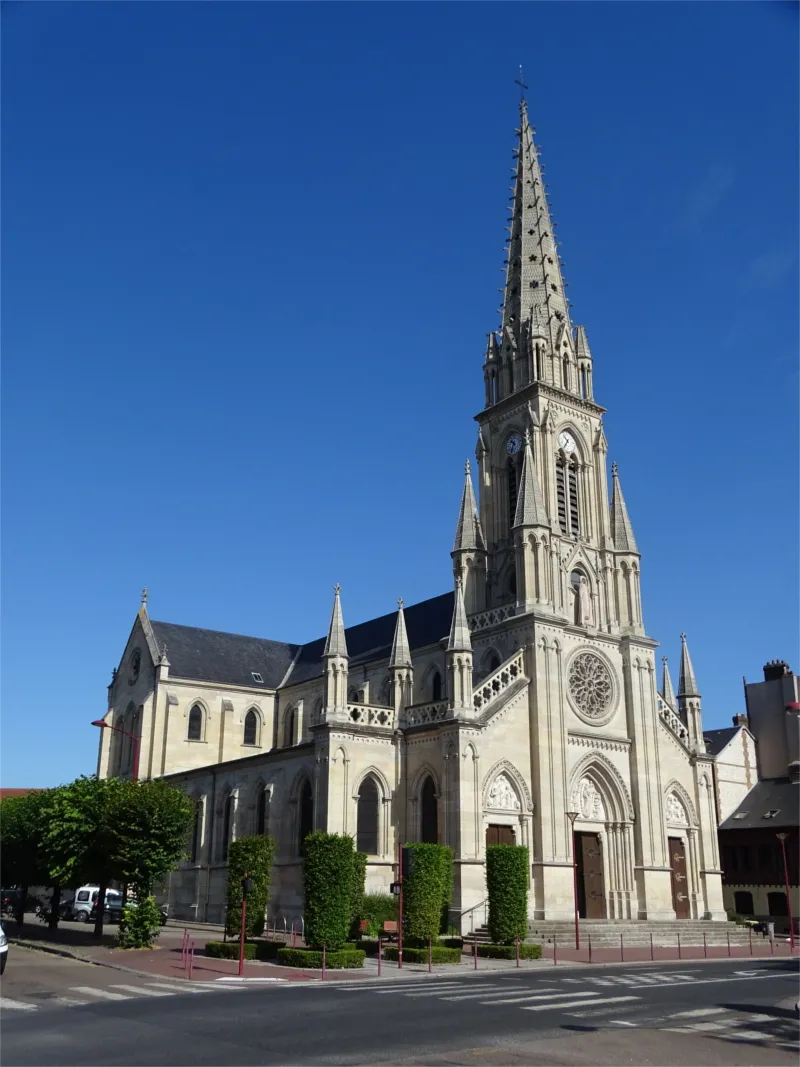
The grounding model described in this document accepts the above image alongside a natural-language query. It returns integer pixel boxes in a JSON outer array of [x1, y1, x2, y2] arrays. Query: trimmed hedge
[[254, 939, 286, 960], [486, 844, 529, 945], [349, 851, 368, 938], [383, 945, 461, 964], [225, 835, 276, 938], [360, 893, 397, 929], [206, 940, 256, 960], [276, 947, 365, 969], [303, 832, 355, 951], [477, 942, 541, 960], [403, 843, 453, 943]]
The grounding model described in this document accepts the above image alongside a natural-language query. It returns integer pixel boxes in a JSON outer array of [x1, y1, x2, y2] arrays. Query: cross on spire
[[514, 64, 528, 102]]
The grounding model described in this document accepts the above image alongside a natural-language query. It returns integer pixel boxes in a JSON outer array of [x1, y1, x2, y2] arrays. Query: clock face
[[506, 432, 523, 456], [558, 431, 576, 454]]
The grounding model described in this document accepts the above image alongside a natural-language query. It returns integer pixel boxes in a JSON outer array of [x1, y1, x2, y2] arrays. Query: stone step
[[466, 921, 757, 947]]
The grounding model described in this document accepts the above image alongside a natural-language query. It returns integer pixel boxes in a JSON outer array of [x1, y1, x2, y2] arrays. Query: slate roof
[[719, 778, 799, 831], [703, 726, 739, 757], [150, 590, 455, 690], [150, 621, 299, 689]]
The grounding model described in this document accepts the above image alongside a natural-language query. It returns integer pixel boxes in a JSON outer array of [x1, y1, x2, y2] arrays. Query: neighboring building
[[99, 99, 728, 929], [703, 715, 757, 823], [0, 789, 45, 800], [719, 660, 799, 932]]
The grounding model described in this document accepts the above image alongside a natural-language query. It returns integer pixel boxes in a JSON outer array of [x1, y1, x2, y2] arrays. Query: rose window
[[568, 652, 613, 720]]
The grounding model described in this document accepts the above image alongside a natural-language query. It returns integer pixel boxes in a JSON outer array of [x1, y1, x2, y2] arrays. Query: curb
[[10, 939, 189, 982]]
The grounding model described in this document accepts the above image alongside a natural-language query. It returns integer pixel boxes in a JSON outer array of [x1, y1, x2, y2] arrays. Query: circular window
[[567, 650, 616, 725]]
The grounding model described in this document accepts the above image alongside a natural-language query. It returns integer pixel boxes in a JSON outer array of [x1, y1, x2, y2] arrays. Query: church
[[98, 100, 726, 929]]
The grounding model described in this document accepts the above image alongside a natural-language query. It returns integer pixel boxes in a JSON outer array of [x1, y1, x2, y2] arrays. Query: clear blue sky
[[2, 2, 797, 787]]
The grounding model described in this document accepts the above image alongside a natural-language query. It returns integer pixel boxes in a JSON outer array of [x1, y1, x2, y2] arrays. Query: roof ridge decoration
[[448, 578, 472, 652], [389, 598, 412, 668], [661, 656, 677, 708], [513, 429, 548, 528], [323, 584, 348, 658], [678, 632, 700, 698], [609, 462, 639, 553], [453, 460, 487, 553]]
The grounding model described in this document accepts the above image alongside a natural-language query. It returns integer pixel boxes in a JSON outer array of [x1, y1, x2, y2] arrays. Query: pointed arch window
[[357, 776, 380, 855], [221, 794, 235, 862], [256, 786, 271, 837], [243, 709, 258, 746], [431, 671, 443, 702], [556, 456, 581, 537], [188, 704, 203, 742], [298, 779, 313, 854], [190, 799, 204, 863], [507, 457, 519, 529], [283, 707, 296, 748], [420, 776, 438, 844]]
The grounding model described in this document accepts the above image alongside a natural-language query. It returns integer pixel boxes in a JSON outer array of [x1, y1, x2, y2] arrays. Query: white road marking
[[672, 1007, 728, 1018], [0, 998, 37, 1012], [144, 983, 208, 994], [472, 990, 598, 1006], [402, 983, 514, 998], [524, 995, 639, 1013], [374, 982, 506, 995], [55, 997, 90, 1007], [69, 986, 131, 1001], [612, 1019, 636, 1026], [110, 984, 174, 997], [442, 987, 559, 1002]]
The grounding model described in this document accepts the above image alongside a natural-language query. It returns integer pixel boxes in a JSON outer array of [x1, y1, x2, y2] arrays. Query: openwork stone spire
[[323, 584, 348, 658], [661, 656, 677, 707], [447, 578, 472, 652], [501, 100, 572, 348], [453, 461, 486, 553], [389, 598, 412, 668], [610, 463, 639, 553], [513, 430, 548, 528], [678, 633, 700, 698]]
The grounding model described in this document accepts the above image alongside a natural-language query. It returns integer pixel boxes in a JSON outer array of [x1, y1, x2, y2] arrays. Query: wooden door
[[577, 832, 606, 919], [486, 824, 516, 847], [669, 837, 690, 918]]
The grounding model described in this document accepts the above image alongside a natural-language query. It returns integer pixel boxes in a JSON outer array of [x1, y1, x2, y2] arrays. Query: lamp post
[[567, 810, 580, 950], [776, 832, 795, 951], [92, 719, 140, 781]]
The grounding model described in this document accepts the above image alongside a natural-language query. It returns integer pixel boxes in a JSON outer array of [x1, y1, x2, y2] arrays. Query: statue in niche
[[488, 773, 521, 811], [572, 776, 605, 821], [570, 570, 594, 627], [666, 792, 688, 826]]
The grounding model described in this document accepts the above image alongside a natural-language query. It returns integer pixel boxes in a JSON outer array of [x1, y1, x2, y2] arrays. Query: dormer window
[[762, 809, 780, 819], [251, 672, 264, 684]]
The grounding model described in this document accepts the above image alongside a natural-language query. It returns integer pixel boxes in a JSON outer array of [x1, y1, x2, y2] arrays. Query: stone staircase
[[469, 920, 755, 947]]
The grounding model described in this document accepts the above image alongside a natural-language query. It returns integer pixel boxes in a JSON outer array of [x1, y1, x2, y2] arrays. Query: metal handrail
[[460, 897, 489, 933]]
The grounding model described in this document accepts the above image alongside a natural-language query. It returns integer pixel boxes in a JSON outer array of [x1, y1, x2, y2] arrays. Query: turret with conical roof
[[323, 584, 349, 720], [609, 463, 643, 635], [512, 430, 551, 614], [446, 578, 473, 714], [661, 656, 677, 709], [389, 598, 414, 713], [677, 633, 704, 747], [451, 461, 487, 615]]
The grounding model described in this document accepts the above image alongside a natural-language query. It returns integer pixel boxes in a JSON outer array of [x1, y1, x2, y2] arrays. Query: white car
[[0, 922, 8, 975]]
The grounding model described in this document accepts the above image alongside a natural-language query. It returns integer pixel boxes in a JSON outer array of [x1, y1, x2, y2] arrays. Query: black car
[[89, 898, 124, 924], [1, 889, 21, 917]]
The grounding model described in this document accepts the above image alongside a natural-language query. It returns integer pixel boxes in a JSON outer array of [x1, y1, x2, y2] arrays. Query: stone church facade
[[98, 100, 726, 928]]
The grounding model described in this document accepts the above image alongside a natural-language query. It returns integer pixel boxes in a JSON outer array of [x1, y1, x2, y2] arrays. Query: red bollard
[[588, 935, 592, 964], [378, 937, 382, 977], [473, 938, 478, 970], [727, 931, 731, 957], [677, 932, 681, 959], [770, 936, 775, 955], [188, 940, 194, 980], [703, 932, 707, 958], [428, 938, 432, 973], [749, 926, 753, 956], [554, 935, 557, 966], [620, 933, 624, 962], [515, 937, 520, 968], [650, 932, 654, 961], [322, 943, 326, 981]]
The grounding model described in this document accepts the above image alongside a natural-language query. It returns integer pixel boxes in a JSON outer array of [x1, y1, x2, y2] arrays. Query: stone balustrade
[[467, 604, 515, 633], [346, 703, 395, 728], [657, 697, 690, 746], [400, 700, 449, 727], [473, 649, 526, 712]]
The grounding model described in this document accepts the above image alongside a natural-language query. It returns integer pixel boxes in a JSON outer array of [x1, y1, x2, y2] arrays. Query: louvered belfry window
[[507, 457, 519, 529], [568, 463, 580, 536], [556, 461, 567, 531]]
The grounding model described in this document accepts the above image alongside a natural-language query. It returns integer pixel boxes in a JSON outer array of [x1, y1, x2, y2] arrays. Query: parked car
[[123, 899, 169, 926], [89, 897, 123, 924], [65, 887, 123, 923], [0, 922, 8, 974], [1, 889, 21, 917]]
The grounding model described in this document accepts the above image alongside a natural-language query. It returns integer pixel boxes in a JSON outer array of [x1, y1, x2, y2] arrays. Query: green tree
[[224, 836, 276, 938], [349, 851, 367, 938], [0, 790, 57, 930], [402, 843, 453, 944], [486, 844, 529, 945], [303, 832, 355, 951]]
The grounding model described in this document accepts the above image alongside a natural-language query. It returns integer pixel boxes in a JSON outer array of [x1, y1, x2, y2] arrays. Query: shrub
[[118, 896, 162, 949], [360, 892, 397, 927], [486, 844, 529, 945], [403, 843, 453, 944], [383, 945, 461, 964], [253, 940, 286, 960], [477, 942, 541, 960], [276, 947, 365, 969], [206, 940, 256, 960], [224, 835, 276, 938], [440, 848, 454, 933], [303, 831, 355, 951], [349, 851, 367, 938]]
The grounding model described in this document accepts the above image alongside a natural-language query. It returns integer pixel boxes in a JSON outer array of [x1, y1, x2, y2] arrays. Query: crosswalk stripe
[[374, 982, 504, 995], [521, 995, 638, 1014], [473, 990, 595, 1006], [144, 983, 208, 994], [0, 998, 37, 1012], [442, 987, 559, 1002], [400, 984, 514, 998], [55, 997, 91, 1007], [69, 986, 131, 1001], [673, 1007, 728, 1019], [110, 984, 174, 997]]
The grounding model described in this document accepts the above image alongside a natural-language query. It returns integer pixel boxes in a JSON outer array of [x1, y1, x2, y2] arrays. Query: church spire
[[323, 584, 348, 658], [448, 578, 472, 652], [513, 430, 548, 528], [678, 633, 700, 697], [453, 461, 486, 552], [610, 463, 639, 553], [500, 99, 572, 348], [389, 598, 412, 668], [661, 656, 677, 708]]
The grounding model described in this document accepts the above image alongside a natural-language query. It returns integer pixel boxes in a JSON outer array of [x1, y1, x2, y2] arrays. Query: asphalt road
[[2, 954, 798, 1066]]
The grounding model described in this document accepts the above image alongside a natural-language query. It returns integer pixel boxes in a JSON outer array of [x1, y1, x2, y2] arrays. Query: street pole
[[776, 833, 795, 950], [567, 811, 580, 951], [239, 874, 250, 977], [397, 841, 404, 969]]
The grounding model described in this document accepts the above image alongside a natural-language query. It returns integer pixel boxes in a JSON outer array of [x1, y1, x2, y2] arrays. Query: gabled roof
[[150, 621, 299, 689], [285, 591, 454, 687], [703, 726, 740, 757], [719, 778, 799, 831]]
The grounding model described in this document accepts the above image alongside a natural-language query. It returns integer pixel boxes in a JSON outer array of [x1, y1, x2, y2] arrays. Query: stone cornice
[[568, 733, 631, 752], [474, 383, 606, 424]]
